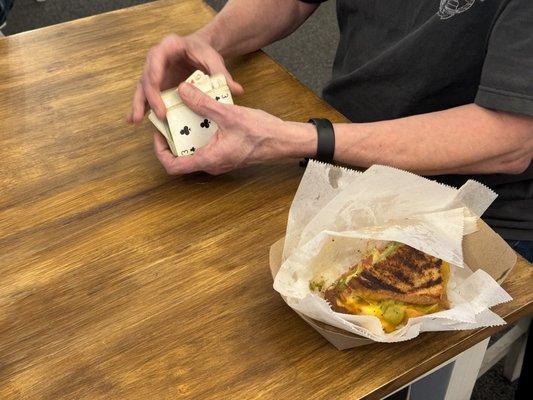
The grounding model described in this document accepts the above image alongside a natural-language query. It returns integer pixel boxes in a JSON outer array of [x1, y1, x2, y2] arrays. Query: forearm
[[194, 0, 318, 58], [284, 104, 533, 175]]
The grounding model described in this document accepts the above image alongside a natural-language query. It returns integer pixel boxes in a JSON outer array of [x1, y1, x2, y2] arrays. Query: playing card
[[160, 87, 182, 110], [166, 103, 217, 156], [206, 80, 234, 105], [186, 70, 208, 85], [165, 79, 234, 156], [147, 71, 235, 157], [158, 74, 212, 110], [148, 110, 170, 139], [148, 110, 178, 155]]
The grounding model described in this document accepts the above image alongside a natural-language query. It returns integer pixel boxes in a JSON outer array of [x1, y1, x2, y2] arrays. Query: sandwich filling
[[310, 242, 449, 332]]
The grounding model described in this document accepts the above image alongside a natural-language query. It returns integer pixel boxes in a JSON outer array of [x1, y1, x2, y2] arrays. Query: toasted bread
[[317, 242, 450, 332], [350, 243, 449, 307]]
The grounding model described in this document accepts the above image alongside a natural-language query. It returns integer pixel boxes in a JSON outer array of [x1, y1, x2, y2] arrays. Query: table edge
[[365, 301, 533, 399]]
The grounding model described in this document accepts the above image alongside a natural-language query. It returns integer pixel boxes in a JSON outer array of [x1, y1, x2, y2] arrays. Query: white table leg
[[443, 337, 490, 400], [478, 317, 531, 380], [409, 362, 454, 400], [396, 337, 489, 400], [391, 318, 531, 400], [503, 332, 528, 382]]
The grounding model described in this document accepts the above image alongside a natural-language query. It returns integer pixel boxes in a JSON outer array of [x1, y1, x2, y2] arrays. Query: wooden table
[[0, 1, 531, 399]]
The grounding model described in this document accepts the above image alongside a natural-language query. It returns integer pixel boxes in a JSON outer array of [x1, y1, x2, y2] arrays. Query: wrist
[[192, 21, 228, 57], [278, 121, 317, 159], [189, 25, 218, 51]]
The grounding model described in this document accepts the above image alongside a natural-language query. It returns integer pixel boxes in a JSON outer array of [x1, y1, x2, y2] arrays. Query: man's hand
[[153, 83, 316, 175], [127, 34, 243, 123]]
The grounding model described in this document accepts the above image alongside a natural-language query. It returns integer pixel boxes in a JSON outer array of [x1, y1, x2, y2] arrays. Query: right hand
[[127, 33, 243, 123]]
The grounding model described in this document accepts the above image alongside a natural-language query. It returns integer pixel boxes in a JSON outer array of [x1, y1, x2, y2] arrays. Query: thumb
[[178, 82, 228, 122]]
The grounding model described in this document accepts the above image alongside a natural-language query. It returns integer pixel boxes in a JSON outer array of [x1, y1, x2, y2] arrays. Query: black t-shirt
[[301, 0, 533, 240], [1, 0, 15, 26]]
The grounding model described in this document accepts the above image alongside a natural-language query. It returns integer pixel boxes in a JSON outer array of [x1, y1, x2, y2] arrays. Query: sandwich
[[309, 242, 449, 333]]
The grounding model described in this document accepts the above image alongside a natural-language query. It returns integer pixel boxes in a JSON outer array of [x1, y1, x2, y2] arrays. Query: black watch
[[300, 118, 335, 167]]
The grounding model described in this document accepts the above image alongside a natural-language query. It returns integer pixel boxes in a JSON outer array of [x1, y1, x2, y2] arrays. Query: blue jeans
[[506, 240, 533, 263]]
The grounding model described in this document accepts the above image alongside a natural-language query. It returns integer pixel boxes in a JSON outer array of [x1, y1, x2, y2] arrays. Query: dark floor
[[1, 1, 520, 399]]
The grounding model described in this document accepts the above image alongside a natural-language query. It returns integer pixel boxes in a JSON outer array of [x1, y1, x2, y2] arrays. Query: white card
[[148, 110, 171, 139], [148, 72, 235, 157], [187, 71, 213, 93], [148, 110, 178, 156], [206, 83, 234, 105], [166, 104, 218, 156], [166, 83, 234, 156], [186, 70, 208, 84]]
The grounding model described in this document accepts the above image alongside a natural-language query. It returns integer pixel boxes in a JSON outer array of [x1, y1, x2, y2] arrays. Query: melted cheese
[[337, 296, 443, 333]]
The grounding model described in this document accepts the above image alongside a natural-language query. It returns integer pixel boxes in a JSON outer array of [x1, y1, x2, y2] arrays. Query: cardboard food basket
[[269, 220, 517, 349]]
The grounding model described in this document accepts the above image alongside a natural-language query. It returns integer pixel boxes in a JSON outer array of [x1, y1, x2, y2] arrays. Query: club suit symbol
[[180, 126, 191, 135], [200, 119, 211, 128], [438, 0, 482, 20]]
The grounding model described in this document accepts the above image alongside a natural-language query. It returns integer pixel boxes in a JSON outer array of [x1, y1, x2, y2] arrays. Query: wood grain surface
[[0, 1, 531, 399]]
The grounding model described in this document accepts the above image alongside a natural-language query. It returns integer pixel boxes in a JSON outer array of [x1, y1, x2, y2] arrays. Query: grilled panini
[[311, 242, 449, 332]]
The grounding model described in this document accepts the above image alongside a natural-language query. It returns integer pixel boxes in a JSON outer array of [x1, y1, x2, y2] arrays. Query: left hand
[[153, 82, 316, 175]]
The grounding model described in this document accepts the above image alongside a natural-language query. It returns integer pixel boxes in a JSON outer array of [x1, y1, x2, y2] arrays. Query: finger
[[153, 133, 202, 175], [221, 72, 244, 96], [227, 79, 244, 96], [130, 82, 148, 124], [142, 58, 168, 120], [144, 36, 189, 119], [207, 62, 244, 95], [200, 51, 244, 95], [178, 82, 229, 122]]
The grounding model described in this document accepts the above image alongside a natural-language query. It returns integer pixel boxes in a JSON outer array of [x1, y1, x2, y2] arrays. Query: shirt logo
[[438, 0, 485, 20]]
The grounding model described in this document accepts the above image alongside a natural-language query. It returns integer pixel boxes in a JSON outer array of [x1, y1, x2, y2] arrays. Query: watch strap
[[308, 118, 335, 163]]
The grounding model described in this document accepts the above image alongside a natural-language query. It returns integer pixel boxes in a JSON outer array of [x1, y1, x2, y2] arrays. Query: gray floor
[[1, 1, 518, 399]]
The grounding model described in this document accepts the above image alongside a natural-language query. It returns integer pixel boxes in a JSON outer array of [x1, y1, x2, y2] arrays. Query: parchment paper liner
[[269, 164, 517, 349]]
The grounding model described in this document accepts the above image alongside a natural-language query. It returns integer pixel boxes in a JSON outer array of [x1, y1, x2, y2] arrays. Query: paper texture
[[272, 161, 512, 343]]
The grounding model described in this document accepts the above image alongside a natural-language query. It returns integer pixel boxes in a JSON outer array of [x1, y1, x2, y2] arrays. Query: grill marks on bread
[[354, 245, 442, 292], [348, 244, 448, 306]]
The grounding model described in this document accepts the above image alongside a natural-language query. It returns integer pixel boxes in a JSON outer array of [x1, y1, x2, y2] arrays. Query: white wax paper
[[273, 162, 511, 342]]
